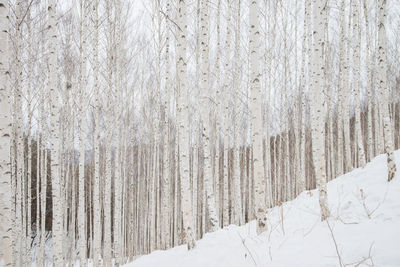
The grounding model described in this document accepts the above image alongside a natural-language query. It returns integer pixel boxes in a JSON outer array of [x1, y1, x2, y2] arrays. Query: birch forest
[[0, 0, 399, 266]]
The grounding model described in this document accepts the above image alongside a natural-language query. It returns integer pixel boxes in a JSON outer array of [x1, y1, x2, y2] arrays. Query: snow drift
[[124, 150, 400, 267]]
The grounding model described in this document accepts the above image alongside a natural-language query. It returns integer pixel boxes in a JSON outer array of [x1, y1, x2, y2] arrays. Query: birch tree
[[352, 0, 366, 168], [337, 0, 346, 176], [222, 0, 232, 227], [78, 0, 88, 265], [232, 0, 243, 226], [0, 1, 13, 266], [162, 0, 171, 250], [176, 0, 196, 250], [199, 0, 219, 231], [310, 0, 330, 221], [377, 0, 397, 181], [92, 0, 101, 264], [48, 0, 63, 264], [249, 0, 267, 234]]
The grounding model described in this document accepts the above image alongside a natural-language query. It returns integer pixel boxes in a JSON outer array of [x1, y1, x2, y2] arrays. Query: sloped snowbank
[[124, 150, 400, 267]]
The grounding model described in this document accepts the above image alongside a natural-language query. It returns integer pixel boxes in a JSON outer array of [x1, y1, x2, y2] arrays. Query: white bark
[[200, 0, 219, 232], [352, 0, 366, 168], [47, 0, 63, 265], [92, 0, 101, 265], [162, 0, 171, 250], [0, 1, 12, 265], [310, 0, 330, 221], [362, 0, 374, 162], [114, 0, 123, 261], [377, 0, 397, 181], [215, 0, 222, 227], [337, 0, 346, 176], [222, 0, 232, 227], [78, 0, 87, 264], [14, 2, 23, 264], [343, 1, 353, 172], [249, 0, 266, 234], [104, 139, 112, 265], [176, 0, 196, 250], [232, 0, 243, 226], [26, 8, 33, 264], [299, 0, 309, 193]]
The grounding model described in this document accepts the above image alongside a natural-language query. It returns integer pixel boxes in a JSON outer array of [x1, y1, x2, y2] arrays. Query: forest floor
[[124, 150, 400, 267]]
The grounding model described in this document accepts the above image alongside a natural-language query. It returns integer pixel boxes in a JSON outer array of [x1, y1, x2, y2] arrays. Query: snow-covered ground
[[124, 150, 400, 267]]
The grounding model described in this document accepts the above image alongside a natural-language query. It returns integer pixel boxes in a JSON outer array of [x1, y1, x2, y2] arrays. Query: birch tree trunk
[[299, 0, 309, 192], [26, 8, 33, 264], [78, 0, 88, 264], [222, 0, 232, 227], [0, 1, 13, 265], [200, 0, 219, 232], [343, 1, 353, 172], [114, 0, 123, 261], [162, 1, 171, 250], [352, 0, 366, 168], [215, 0, 222, 226], [104, 137, 112, 266], [14, 2, 24, 263], [249, 0, 267, 234], [263, 0, 272, 207], [362, 0, 374, 162], [176, 0, 196, 250], [92, 0, 101, 265], [310, 0, 330, 221], [48, 0, 63, 264], [232, 0, 243, 226], [377, 0, 397, 181], [337, 0, 346, 176]]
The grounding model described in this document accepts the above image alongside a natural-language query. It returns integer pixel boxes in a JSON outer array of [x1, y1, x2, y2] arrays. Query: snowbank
[[124, 150, 400, 267]]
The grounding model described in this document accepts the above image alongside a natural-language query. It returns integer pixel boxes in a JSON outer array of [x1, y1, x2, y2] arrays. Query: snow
[[123, 150, 400, 267]]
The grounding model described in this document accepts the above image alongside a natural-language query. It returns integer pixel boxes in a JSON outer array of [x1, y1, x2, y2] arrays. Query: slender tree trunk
[[311, 0, 330, 221], [337, 0, 346, 176], [114, 0, 123, 261], [78, 0, 88, 264], [352, 0, 366, 168], [104, 137, 112, 266], [343, 1, 353, 172], [362, 0, 374, 162], [176, 0, 196, 250], [249, 0, 266, 234], [299, 0, 308, 192], [222, 0, 232, 228], [215, 0, 222, 227], [377, 0, 397, 181], [0, 1, 13, 265], [92, 0, 101, 264], [200, 0, 219, 231], [232, 0, 242, 226], [14, 2, 24, 264], [162, 1, 171, 250], [48, 1, 63, 264], [26, 7, 33, 264]]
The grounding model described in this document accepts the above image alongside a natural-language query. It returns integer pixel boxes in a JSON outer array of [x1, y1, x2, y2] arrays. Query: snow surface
[[124, 150, 400, 267]]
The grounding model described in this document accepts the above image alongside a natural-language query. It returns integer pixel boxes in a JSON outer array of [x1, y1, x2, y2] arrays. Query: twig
[[337, 216, 359, 225], [159, 9, 182, 32], [326, 220, 344, 267], [237, 232, 257, 266], [344, 242, 374, 267], [17, 0, 35, 28], [360, 189, 371, 219]]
